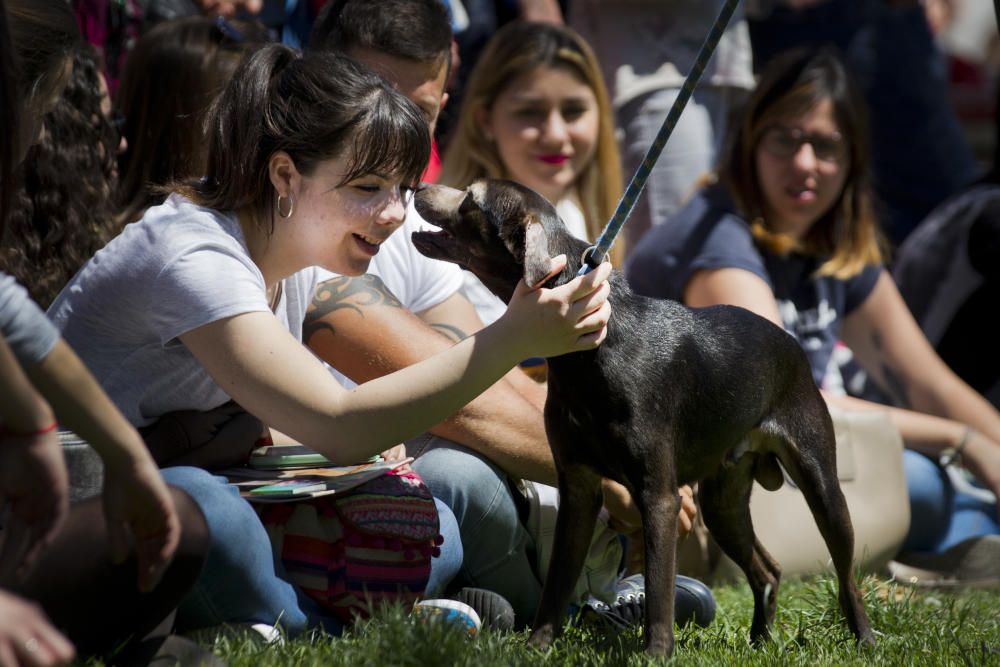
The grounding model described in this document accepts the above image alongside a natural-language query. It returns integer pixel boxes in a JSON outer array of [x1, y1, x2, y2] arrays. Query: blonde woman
[[441, 20, 623, 324]]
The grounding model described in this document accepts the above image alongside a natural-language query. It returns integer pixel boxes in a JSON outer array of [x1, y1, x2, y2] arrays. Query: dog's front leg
[[637, 476, 680, 657], [528, 463, 602, 650]]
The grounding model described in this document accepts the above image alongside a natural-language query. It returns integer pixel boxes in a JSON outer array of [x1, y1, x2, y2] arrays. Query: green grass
[[188, 576, 1000, 666]]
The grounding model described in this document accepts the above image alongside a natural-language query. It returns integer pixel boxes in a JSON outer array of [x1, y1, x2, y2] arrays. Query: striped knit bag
[[256, 469, 443, 623]]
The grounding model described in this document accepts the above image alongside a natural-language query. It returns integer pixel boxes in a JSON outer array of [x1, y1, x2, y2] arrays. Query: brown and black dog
[[412, 179, 875, 657]]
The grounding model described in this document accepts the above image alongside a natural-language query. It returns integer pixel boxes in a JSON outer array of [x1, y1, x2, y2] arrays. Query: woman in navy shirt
[[627, 48, 1000, 578]]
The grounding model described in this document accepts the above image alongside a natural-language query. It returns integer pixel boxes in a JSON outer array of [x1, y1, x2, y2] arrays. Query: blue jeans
[[901, 450, 1000, 553], [160, 466, 463, 636], [408, 434, 542, 626]]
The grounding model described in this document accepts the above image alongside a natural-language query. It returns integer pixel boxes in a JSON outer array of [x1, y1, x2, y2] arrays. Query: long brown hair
[[176, 44, 430, 236], [115, 17, 265, 224], [439, 21, 625, 266], [718, 47, 885, 278]]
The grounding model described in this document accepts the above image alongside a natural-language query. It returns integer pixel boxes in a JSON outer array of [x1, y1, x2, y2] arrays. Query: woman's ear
[[268, 151, 301, 198]]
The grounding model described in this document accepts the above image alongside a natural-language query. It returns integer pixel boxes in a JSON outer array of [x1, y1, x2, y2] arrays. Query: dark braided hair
[[1, 45, 119, 308]]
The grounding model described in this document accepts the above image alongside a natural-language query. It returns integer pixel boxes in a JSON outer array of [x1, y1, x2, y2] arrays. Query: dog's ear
[[524, 220, 558, 287]]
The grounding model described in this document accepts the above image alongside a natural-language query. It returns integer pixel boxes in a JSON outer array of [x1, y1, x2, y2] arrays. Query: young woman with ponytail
[[47, 44, 613, 635]]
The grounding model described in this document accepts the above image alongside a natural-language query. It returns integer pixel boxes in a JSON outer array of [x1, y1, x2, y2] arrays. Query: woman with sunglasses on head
[[626, 47, 1000, 582]]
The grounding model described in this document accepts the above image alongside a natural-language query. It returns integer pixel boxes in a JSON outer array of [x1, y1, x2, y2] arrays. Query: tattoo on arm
[[304, 274, 404, 343], [871, 330, 910, 408], [429, 322, 468, 343]]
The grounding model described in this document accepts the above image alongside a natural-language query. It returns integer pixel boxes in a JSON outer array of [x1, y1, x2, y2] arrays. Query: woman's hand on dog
[[504, 255, 612, 358]]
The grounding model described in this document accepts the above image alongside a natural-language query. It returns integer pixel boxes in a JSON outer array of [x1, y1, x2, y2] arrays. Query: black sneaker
[[452, 588, 516, 631], [581, 574, 715, 633]]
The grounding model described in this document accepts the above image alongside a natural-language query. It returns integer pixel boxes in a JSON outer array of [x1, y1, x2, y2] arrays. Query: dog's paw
[[857, 628, 877, 652], [526, 626, 556, 650]]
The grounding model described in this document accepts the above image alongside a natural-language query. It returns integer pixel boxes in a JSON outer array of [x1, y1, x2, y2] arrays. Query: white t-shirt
[[462, 198, 587, 326], [48, 194, 320, 427]]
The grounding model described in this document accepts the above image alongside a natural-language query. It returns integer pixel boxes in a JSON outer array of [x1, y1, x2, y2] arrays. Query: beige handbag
[[694, 406, 910, 580]]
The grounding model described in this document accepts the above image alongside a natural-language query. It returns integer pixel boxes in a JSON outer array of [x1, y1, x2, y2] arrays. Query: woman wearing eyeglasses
[[625, 47, 1000, 581]]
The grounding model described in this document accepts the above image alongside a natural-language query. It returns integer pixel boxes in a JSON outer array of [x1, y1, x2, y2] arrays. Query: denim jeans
[[901, 450, 1000, 553], [160, 466, 463, 636], [408, 434, 543, 626]]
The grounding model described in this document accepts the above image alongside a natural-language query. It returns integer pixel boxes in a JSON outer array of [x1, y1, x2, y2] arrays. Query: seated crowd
[[1, 0, 997, 665]]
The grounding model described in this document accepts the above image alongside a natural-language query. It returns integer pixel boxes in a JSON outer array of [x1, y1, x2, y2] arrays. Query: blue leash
[[578, 0, 742, 276]]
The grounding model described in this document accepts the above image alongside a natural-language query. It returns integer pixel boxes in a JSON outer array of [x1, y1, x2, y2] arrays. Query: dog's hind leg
[[699, 456, 780, 645], [768, 409, 876, 648], [528, 462, 603, 650]]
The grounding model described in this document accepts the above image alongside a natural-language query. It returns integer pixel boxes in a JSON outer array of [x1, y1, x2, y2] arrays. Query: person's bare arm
[[840, 273, 1000, 501], [304, 275, 558, 483], [23, 340, 180, 592], [182, 258, 611, 466]]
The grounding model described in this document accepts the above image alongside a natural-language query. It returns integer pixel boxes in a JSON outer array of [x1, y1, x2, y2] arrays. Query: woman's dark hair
[[1, 45, 119, 308], [718, 47, 884, 278], [179, 44, 430, 235], [2, 0, 79, 239], [6, 0, 78, 115], [115, 16, 267, 224]]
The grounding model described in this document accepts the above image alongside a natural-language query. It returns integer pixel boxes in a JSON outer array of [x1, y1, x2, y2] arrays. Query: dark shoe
[[581, 574, 715, 633], [452, 588, 516, 631], [675, 575, 716, 627], [891, 535, 1000, 587]]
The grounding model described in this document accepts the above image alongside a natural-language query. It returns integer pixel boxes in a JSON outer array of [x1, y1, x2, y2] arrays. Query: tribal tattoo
[[429, 322, 468, 343], [304, 274, 403, 342]]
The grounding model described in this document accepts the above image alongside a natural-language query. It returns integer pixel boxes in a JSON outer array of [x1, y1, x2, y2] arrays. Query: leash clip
[[576, 245, 601, 276]]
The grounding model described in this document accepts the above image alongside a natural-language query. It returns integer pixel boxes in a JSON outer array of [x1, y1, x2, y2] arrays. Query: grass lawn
[[186, 575, 1000, 666]]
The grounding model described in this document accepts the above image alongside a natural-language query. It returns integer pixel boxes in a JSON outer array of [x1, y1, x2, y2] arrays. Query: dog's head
[[412, 179, 588, 302]]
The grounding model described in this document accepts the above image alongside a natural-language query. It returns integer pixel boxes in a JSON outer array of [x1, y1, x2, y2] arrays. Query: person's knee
[[412, 442, 516, 529], [166, 486, 210, 570], [160, 466, 255, 536]]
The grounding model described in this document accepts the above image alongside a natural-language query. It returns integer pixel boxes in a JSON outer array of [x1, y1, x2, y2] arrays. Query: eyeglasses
[[759, 125, 847, 164]]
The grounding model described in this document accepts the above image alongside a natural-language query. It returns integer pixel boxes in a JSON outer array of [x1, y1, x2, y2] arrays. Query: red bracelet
[[0, 420, 58, 437]]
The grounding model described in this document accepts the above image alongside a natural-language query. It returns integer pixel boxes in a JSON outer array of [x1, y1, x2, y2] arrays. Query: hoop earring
[[276, 194, 294, 219]]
